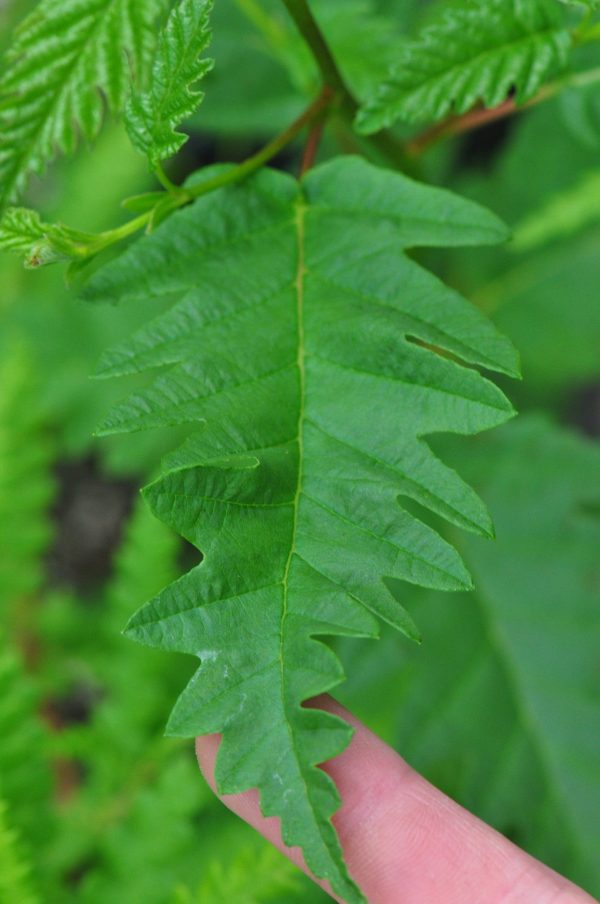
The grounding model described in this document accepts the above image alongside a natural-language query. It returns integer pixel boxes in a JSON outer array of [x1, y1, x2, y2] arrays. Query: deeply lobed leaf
[[125, 0, 213, 168], [85, 157, 518, 901], [0, 0, 170, 208], [357, 0, 571, 133]]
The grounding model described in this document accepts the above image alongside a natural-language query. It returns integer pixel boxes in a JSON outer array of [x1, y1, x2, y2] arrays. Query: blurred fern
[[172, 846, 302, 904], [0, 342, 54, 621], [0, 800, 38, 904], [0, 642, 53, 863]]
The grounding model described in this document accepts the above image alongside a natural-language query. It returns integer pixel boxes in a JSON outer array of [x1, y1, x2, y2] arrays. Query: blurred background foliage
[[1, 0, 599, 900]]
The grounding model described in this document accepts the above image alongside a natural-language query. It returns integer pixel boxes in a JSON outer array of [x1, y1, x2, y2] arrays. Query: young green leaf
[[357, 0, 571, 133], [0, 208, 94, 268], [85, 157, 517, 902], [125, 0, 214, 168], [0, 0, 169, 208]]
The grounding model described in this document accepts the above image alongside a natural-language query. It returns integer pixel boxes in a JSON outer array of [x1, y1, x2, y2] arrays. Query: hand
[[196, 696, 596, 904]]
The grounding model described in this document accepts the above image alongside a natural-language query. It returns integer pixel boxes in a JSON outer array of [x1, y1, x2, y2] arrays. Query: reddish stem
[[407, 84, 555, 156]]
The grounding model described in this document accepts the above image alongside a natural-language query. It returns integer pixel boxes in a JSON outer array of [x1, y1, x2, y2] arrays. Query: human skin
[[196, 696, 597, 904]]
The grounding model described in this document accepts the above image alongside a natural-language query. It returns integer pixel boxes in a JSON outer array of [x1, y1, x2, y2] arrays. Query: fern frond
[[173, 846, 301, 904], [357, 0, 571, 133], [0, 0, 170, 208], [77, 755, 208, 904], [0, 643, 52, 848], [94, 499, 186, 745], [85, 157, 518, 902], [0, 800, 38, 904], [0, 343, 54, 614], [125, 0, 213, 168], [107, 496, 181, 632]]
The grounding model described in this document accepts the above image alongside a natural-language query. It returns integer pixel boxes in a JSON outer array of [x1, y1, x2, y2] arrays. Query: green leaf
[[0, 0, 169, 208], [357, 0, 571, 133], [125, 0, 213, 168], [85, 157, 517, 902], [340, 416, 600, 896]]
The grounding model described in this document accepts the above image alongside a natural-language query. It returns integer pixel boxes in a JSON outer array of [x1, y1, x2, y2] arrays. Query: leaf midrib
[[275, 195, 340, 868], [279, 194, 307, 714]]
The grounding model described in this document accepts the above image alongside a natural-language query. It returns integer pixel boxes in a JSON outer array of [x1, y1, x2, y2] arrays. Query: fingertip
[[195, 733, 220, 793]]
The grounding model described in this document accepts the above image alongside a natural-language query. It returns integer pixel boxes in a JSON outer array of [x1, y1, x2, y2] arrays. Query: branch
[[281, 0, 414, 173], [281, 0, 354, 112], [40, 89, 336, 275], [407, 66, 600, 157]]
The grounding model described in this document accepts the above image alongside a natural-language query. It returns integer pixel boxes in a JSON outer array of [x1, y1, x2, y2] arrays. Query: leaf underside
[[357, 0, 571, 133], [85, 157, 518, 902], [0, 0, 168, 208]]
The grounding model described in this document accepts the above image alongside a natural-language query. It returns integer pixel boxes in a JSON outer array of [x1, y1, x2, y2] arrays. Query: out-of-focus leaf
[[512, 169, 600, 250], [357, 0, 571, 133], [339, 416, 600, 897]]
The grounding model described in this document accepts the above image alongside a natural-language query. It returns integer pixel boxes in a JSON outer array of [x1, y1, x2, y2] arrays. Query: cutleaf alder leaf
[[125, 0, 214, 168], [84, 157, 518, 902], [357, 0, 571, 133], [0, 0, 170, 208]]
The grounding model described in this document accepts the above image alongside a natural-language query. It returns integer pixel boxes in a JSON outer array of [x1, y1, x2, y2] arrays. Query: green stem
[[281, 0, 353, 108], [186, 86, 333, 200], [281, 0, 413, 172], [154, 162, 179, 193], [79, 88, 334, 260]]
